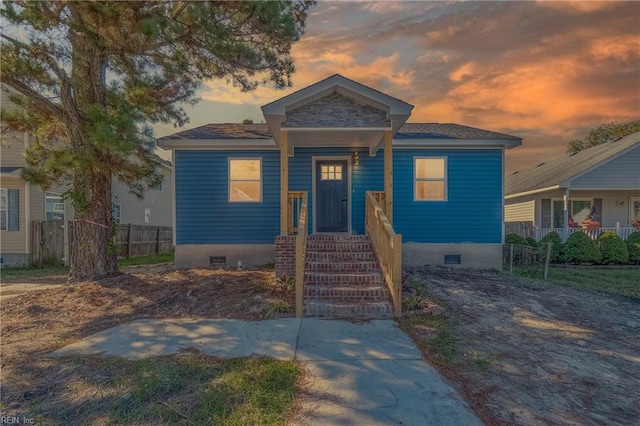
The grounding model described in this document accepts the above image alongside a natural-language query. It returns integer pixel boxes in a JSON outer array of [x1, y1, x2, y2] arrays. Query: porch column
[[280, 130, 289, 234], [563, 188, 570, 241], [384, 130, 393, 224]]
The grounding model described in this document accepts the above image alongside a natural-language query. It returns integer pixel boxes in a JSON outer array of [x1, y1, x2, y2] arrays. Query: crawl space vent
[[444, 254, 461, 265]]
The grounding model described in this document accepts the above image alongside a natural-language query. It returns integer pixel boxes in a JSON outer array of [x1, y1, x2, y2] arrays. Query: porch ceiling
[[285, 128, 388, 155]]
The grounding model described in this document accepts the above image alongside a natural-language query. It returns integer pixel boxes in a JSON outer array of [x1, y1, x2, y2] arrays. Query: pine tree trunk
[[68, 171, 119, 281]]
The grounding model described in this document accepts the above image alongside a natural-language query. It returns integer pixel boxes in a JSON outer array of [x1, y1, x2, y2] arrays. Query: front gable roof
[[505, 131, 640, 196], [261, 74, 414, 117]]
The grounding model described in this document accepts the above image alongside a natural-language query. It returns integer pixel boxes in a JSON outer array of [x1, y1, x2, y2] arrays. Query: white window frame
[[0, 188, 7, 231], [414, 156, 447, 202], [630, 197, 640, 225], [112, 202, 121, 225], [228, 157, 262, 203], [551, 198, 591, 227], [144, 207, 151, 224]]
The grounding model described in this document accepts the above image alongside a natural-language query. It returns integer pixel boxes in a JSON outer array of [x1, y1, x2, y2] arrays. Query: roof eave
[[393, 138, 522, 149]]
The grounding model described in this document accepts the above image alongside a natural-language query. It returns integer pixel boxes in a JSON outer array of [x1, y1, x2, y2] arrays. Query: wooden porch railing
[[365, 191, 402, 318], [370, 191, 386, 216], [287, 191, 305, 234], [294, 191, 309, 318]]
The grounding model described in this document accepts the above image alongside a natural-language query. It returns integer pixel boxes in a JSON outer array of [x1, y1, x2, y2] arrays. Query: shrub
[[627, 232, 640, 264], [562, 232, 602, 264], [526, 237, 538, 247], [539, 231, 563, 262], [505, 234, 528, 246], [597, 232, 629, 264]]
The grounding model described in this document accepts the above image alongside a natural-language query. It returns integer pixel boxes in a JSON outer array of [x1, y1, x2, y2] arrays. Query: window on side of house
[[0, 188, 7, 231], [144, 207, 151, 224], [0, 188, 19, 231], [229, 158, 262, 202], [112, 203, 121, 225], [414, 157, 447, 201], [45, 192, 65, 221], [551, 199, 591, 227]]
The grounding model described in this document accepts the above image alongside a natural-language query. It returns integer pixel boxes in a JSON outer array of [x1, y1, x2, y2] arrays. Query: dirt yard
[[406, 266, 640, 426], [0, 266, 294, 418]]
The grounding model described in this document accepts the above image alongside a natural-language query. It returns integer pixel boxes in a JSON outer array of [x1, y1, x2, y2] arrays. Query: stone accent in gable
[[283, 92, 390, 128]]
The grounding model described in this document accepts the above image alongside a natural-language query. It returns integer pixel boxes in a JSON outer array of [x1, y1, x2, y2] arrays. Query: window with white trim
[[229, 158, 262, 202], [45, 192, 65, 221], [414, 157, 447, 201], [144, 207, 151, 224], [112, 203, 121, 225], [551, 199, 591, 227], [0, 188, 7, 231]]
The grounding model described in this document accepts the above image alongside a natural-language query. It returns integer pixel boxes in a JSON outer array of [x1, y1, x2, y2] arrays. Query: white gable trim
[[560, 142, 640, 187]]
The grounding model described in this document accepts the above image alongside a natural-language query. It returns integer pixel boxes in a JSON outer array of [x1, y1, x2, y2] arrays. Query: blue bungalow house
[[158, 75, 521, 318]]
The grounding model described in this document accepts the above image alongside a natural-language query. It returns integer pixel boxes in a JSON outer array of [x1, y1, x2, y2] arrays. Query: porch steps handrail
[[294, 191, 309, 318], [365, 191, 402, 318]]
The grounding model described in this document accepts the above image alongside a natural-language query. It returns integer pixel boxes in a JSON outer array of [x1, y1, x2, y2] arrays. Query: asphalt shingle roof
[[158, 122, 520, 141], [505, 131, 640, 196]]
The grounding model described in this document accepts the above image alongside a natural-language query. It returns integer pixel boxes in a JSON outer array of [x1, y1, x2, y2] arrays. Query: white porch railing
[[533, 227, 637, 242]]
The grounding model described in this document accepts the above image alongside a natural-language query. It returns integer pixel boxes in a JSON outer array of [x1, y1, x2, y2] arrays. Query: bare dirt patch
[[0, 266, 294, 418], [405, 266, 640, 426]]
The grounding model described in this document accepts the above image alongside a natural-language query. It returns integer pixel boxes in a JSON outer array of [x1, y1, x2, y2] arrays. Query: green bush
[[505, 234, 528, 246], [627, 232, 640, 264], [539, 231, 563, 262], [597, 232, 629, 264], [562, 232, 602, 264], [526, 237, 538, 247]]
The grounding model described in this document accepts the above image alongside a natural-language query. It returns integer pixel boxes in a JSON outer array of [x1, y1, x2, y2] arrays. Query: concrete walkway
[[49, 318, 482, 425]]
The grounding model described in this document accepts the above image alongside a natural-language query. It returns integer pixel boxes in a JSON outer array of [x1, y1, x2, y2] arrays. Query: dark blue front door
[[316, 160, 348, 232]]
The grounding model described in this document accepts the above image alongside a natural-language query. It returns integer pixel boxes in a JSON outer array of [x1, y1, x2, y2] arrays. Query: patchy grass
[[398, 313, 456, 367], [0, 265, 68, 281], [12, 355, 299, 425], [0, 267, 299, 421], [517, 268, 640, 299], [118, 252, 174, 268], [0, 254, 173, 283]]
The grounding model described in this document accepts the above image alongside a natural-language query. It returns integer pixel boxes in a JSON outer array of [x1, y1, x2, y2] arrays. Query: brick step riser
[[307, 235, 371, 242], [305, 286, 389, 300], [304, 275, 383, 286], [305, 262, 379, 272], [305, 252, 377, 262], [305, 243, 374, 252], [304, 302, 393, 319]]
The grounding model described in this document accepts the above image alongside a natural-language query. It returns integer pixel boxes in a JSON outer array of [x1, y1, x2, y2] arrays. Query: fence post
[[156, 227, 161, 254], [127, 223, 133, 258], [509, 244, 514, 275], [544, 242, 552, 280]]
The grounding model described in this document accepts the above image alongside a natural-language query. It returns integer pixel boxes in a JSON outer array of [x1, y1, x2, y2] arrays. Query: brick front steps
[[303, 234, 393, 319]]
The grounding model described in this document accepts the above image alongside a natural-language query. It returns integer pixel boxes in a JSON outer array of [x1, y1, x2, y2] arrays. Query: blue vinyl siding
[[393, 149, 503, 243], [175, 147, 503, 245], [175, 150, 280, 244], [289, 147, 383, 234]]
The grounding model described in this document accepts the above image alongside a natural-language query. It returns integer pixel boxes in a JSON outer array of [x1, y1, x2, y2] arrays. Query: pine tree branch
[[1, 76, 64, 120]]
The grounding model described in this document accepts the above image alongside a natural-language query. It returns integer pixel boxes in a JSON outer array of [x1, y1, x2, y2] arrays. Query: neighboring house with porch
[[0, 86, 173, 266], [505, 131, 640, 241], [159, 74, 521, 318]]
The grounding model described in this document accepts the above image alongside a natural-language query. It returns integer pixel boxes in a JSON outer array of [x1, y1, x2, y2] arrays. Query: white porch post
[[563, 188, 570, 241], [280, 130, 289, 235], [384, 130, 393, 224]]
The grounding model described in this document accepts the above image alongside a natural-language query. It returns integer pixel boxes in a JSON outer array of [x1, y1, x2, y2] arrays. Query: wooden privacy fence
[[31, 221, 65, 267], [114, 224, 173, 258], [30, 221, 173, 266]]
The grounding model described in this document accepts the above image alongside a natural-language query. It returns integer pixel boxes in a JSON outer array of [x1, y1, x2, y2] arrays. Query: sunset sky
[[155, 1, 640, 174]]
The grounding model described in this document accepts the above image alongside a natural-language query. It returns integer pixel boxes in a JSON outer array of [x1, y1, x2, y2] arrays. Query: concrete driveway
[[50, 318, 481, 425]]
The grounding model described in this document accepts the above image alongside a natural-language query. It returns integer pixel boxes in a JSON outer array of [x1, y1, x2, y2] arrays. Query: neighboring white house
[[505, 131, 640, 241], [1, 86, 173, 266]]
